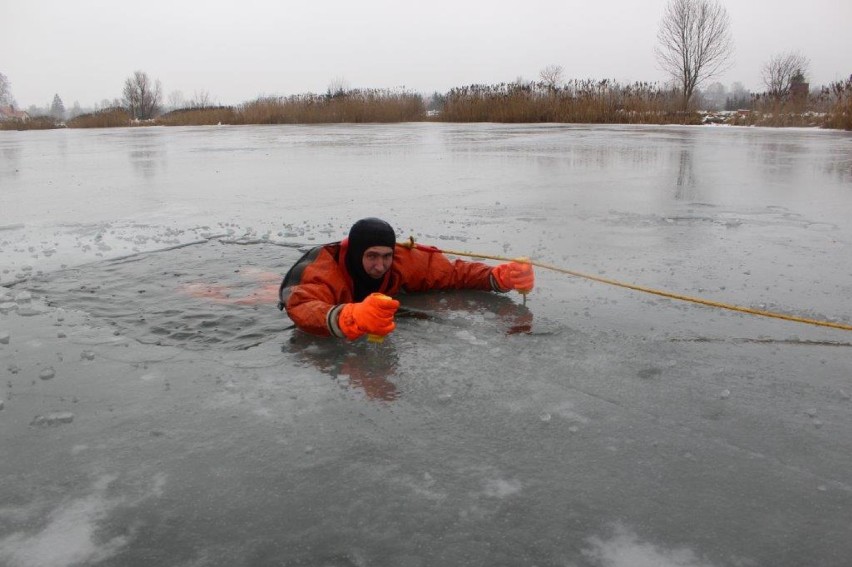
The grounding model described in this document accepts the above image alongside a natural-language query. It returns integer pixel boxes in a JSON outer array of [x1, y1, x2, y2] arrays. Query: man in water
[[279, 217, 534, 340]]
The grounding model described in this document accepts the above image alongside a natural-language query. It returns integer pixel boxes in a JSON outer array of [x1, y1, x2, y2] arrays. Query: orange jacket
[[281, 239, 497, 337]]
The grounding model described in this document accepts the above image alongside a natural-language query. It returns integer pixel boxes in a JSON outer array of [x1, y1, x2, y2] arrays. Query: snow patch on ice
[[453, 329, 488, 346], [583, 523, 717, 567], [0, 475, 128, 567], [483, 477, 522, 498]]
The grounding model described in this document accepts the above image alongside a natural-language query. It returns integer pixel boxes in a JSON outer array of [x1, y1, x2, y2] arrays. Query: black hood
[[344, 218, 396, 301]]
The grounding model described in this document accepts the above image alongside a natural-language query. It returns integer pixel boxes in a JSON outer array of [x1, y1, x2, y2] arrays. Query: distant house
[[0, 106, 29, 121]]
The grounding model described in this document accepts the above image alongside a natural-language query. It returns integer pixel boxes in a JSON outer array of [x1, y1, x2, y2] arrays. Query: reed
[[436, 80, 699, 124], [724, 78, 851, 129], [10, 78, 848, 130], [150, 89, 425, 126], [67, 108, 132, 128], [821, 76, 852, 130]]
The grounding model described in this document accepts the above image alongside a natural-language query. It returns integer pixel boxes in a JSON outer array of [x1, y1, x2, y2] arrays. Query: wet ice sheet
[[1, 124, 852, 566], [2, 284, 850, 566]]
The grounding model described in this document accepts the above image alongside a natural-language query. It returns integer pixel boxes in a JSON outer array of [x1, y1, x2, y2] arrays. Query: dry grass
[[436, 80, 701, 124], [156, 106, 238, 126], [0, 116, 62, 131], [66, 108, 132, 128]]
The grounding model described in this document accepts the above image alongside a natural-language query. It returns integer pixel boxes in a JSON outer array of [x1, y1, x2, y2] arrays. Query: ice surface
[[1, 124, 851, 566]]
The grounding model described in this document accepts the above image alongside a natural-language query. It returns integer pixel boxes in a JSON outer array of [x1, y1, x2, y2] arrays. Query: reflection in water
[[129, 148, 166, 179], [127, 130, 167, 179], [674, 148, 696, 201], [55, 130, 68, 158], [285, 333, 401, 401], [282, 291, 535, 402], [0, 145, 21, 180]]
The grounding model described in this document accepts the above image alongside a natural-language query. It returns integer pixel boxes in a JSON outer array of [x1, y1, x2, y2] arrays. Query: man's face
[[362, 246, 394, 279]]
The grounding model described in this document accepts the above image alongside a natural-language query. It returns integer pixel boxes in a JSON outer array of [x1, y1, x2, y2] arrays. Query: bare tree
[[656, 0, 734, 110], [122, 71, 162, 120], [189, 90, 211, 108], [539, 65, 564, 90], [762, 51, 810, 98], [69, 101, 83, 119], [167, 90, 185, 110], [0, 72, 15, 107]]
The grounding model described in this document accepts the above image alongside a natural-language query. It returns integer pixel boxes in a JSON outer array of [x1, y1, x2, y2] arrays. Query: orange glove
[[492, 260, 535, 293], [337, 293, 400, 341]]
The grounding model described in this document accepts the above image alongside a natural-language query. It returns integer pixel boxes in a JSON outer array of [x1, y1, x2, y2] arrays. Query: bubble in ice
[[39, 367, 56, 380], [30, 412, 75, 427], [720, 389, 731, 399], [539, 412, 552, 422], [0, 331, 9, 345]]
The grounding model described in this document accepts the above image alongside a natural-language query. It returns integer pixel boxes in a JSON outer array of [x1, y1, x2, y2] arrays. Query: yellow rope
[[407, 241, 852, 332]]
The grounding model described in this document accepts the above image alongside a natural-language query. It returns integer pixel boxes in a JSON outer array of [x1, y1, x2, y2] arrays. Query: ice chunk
[[0, 302, 18, 314], [39, 367, 56, 380], [0, 331, 9, 345]]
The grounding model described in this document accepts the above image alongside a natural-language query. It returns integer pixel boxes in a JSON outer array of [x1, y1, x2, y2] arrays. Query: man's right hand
[[338, 293, 400, 340]]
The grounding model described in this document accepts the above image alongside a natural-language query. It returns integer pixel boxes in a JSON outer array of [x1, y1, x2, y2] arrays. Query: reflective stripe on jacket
[[280, 239, 496, 337]]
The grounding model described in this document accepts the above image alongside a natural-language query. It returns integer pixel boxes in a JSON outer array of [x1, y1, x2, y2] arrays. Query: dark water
[[1, 124, 851, 567], [27, 241, 297, 351]]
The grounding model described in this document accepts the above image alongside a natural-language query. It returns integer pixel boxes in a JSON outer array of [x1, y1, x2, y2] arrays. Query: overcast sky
[[3, 0, 850, 108]]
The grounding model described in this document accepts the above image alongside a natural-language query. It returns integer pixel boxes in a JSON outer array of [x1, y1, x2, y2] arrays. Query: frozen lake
[[1, 123, 851, 566]]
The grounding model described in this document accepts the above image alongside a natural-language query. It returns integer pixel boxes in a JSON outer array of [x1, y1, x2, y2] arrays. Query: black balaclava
[[344, 218, 396, 301]]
